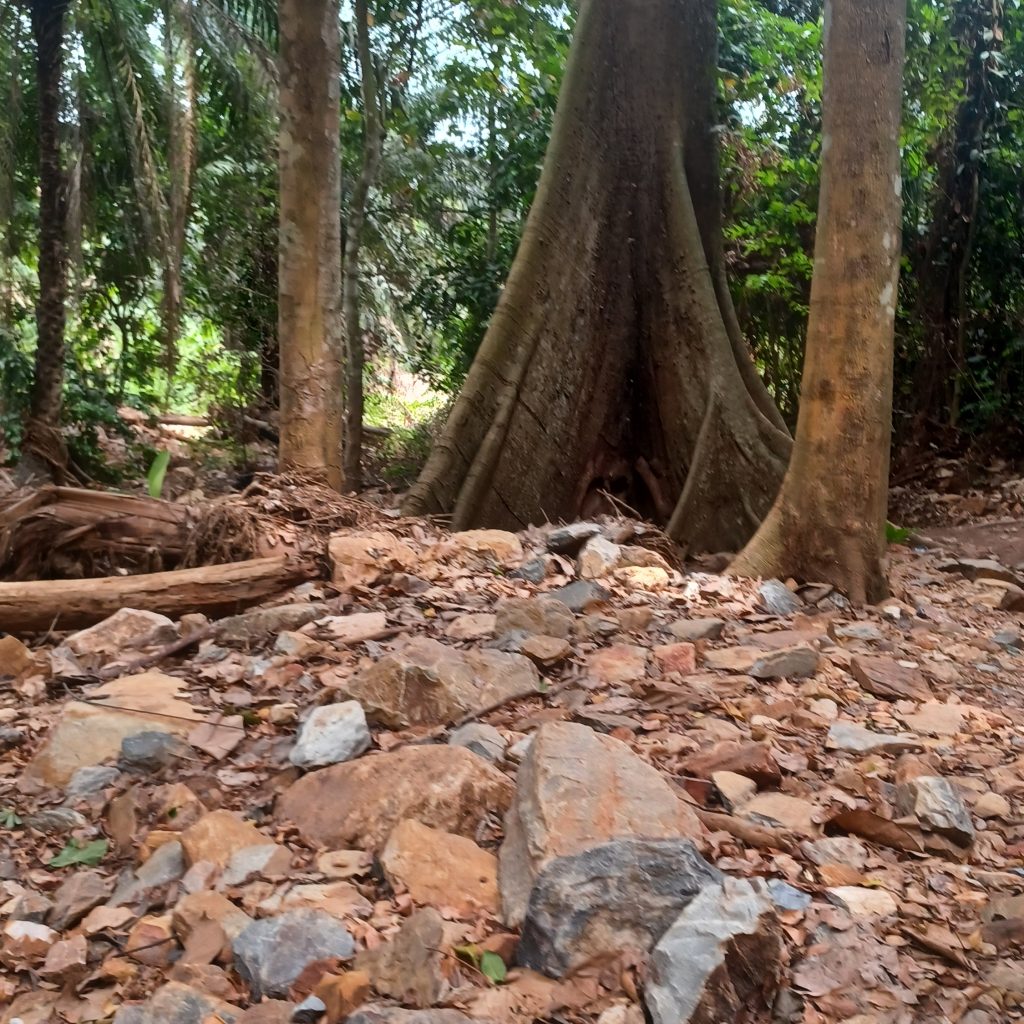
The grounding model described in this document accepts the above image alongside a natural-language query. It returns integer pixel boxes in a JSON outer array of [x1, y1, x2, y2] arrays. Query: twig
[[98, 623, 217, 680], [693, 808, 796, 853]]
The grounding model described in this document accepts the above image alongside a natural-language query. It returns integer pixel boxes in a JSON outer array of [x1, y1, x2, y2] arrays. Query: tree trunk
[[20, 0, 72, 484], [277, 0, 345, 489], [342, 0, 385, 492], [731, 0, 907, 603], [402, 0, 791, 553]]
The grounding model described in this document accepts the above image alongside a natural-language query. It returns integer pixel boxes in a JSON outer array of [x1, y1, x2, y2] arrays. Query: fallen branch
[[693, 808, 797, 853], [0, 556, 318, 634]]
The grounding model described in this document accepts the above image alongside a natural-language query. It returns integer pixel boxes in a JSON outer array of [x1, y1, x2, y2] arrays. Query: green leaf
[[0, 808, 22, 828], [886, 521, 912, 544], [49, 838, 109, 868], [146, 450, 171, 499], [479, 951, 507, 984]]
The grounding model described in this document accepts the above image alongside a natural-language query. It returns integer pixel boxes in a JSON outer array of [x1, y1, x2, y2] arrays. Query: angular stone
[[549, 579, 610, 612], [120, 731, 190, 772], [273, 631, 322, 659], [586, 644, 648, 684], [329, 531, 418, 589], [758, 579, 802, 615], [653, 643, 697, 676], [345, 637, 539, 728], [67, 609, 176, 661], [895, 775, 975, 846], [850, 656, 931, 701], [645, 878, 783, 1024], [380, 820, 498, 916], [902, 702, 965, 737], [681, 741, 781, 789], [109, 840, 186, 907], [669, 618, 725, 642], [0, 634, 37, 678], [547, 522, 603, 555], [741, 793, 818, 836], [510, 558, 547, 584], [236, 1004, 294, 1024], [48, 870, 112, 931], [499, 722, 701, 927], [938, 557, 1023, 586], [520, 635, 572, 667], [221, 844, 292, 887], [233, 909, 354, 999], [826, 721, 920, 754], [494, 597, 574, 639], [278, 745, 513, 853], [519, 838, 721, 977], [172, 891, 252, 944], [578, 536, 623, 578], [289, 701, 370, 769], [826, 886, 899, 918], [318, 611, 389, 644], [65, 765, 122, 799], [355, 909, 446, 1008], [444, 529, 523, 565], [445, 613, 496, 641], [180, 811, 271, 869], [111, 982, 241, 1024], [750, 645, 818, 680], [974, 792, 1012, 820], [27, 672, 200, 786], [448, 722, 506, 763], [830, 622, 883, 642], [801, 836, 868, 870], [711, 772, 757, 810]]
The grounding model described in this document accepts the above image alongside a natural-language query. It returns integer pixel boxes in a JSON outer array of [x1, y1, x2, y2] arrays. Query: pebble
[[289, 701, 371, 769]]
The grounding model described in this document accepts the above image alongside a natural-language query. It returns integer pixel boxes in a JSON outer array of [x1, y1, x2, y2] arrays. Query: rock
[[850, 655, 931, 701], [994, 627, 1022, 650], [741, 794, 818, 836], [681, 741, 781, 789], [645, 878, 783, 1024], [380, 820, 498, 916], [519, 838, 721, 977], [448, 722, 506, 763], [233, 909, 354, 999], [273, 631, 322, 658], [766, 880, 812, 912], [444, 529, 523, 565], [23, 806, 86, 834], [510, 558, 548, 584], [902, 702, 965, 737], [109, 840, 186, 906], [10, 890, 53, 922], [520, 635, 572, 666], [0, 634, 38, 678], [66, 609, 176, 661], [278, 745, 513, 853], [801, 836, 868, 869], [48, 870, 112, 931], [547, 522, 602, 555], [0, 727, 25, 752], [712, 772, 757, 810], [329, 531, 418, 589], [750, 645, 819, 679], [830, 622, 883, 642], [494, 597, 574, 639], [586, 644, 649, 684], [669, 618, 725, 642], [65, 765, 122, 799], [826, 721, 920, 754], [653, 643, 697, 675], [346, 1007, 476, 1024], [345, 637, 539, 728], [578, 536, 623, 578], [826, 886, 899, 918], [111, 981, 241, 1024], [27, 672, 201, 786], [974, 792, 1011, 820], [180, 811, 273, 869], [445, 613, 496, 641], [549, 579, 610, 612], [617, 606, 654, 632], [172, 891, 252, 944], [289, 701, 370, 769], [499, 722, 701, 927], [318, 611, 389, 645], [126, 914, 176, 966], [894, 775, 975, 846], [758, 579, 802, 615], [120, 731, 190, 772], [236, 1004, 294, 1024], [938, 557, 1023, 586], [355, 909, 446, 1008], [220, 844, 292, 887]]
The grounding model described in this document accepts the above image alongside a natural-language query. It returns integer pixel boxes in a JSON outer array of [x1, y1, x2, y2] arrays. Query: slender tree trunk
[[19, 0, 71, 484], [342, 0, 385, 492], [278, 0, 345, 488], [402, 0, 791, 553], [731, 0, 907, 603]]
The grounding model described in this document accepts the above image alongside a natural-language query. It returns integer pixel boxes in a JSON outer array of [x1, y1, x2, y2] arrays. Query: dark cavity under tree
[[403, 0, 792, 554]]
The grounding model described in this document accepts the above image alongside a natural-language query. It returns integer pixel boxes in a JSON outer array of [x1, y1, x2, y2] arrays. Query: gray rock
[[578, 536, 623, 578], [758, 579, 802, 616], [750, 646, 819, 680], [510, 558, 548, 584], [289, 701, 370, 769], [766, 879, 812, 912], [120, 731, 189, 772], [65, 765, 122, 799], [10, 889, 52, 922], [831, 622, 883, 642], [449, 722, 506, 763], [519, 838, 721, 977], [894, 775, 975, 847], [23, 806, 87, 834], [994, 628, 1022, 650], [111, 981, 240, 1024], [355, 908, 446, 1008], [109, 840, 185, 907], [669, 618, 725, 642], [826, 721, 920, 754], [494, 597, 574, 639], [233, 909, 355, 998], [549, 580, 611, 612], [291, 996, 328, 1023], [48, 869, 112, 930], [483, 628, 531, 653], [938, 557, 1023, 586], [547, 522, 603, 555], [645, 878, 783, 1024], [346, 1008, 477, 1024], [0, 727, 25, 752]]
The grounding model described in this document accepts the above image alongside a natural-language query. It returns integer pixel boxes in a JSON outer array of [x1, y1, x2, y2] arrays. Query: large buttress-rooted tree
[[19, 0, 72, 484], [277, 0, 345, 489], [403, 0, 792, 553], [732, 0, 907, 602]]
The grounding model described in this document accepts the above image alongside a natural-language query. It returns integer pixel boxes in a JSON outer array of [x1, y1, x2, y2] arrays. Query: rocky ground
[[3, 505, 1024, 1024]]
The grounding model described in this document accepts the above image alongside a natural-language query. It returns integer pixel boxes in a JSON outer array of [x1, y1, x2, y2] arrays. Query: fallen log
[[0, 555, 318, 634]]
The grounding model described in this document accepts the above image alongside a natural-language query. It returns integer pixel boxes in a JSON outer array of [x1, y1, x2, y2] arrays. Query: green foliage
[[49, 838, 109, 868], [147, 449, 171, 497], [455, 944, 508, 985]]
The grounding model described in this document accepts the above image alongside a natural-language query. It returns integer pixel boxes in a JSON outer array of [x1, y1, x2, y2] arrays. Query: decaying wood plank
[[0, 556, 318, 634]]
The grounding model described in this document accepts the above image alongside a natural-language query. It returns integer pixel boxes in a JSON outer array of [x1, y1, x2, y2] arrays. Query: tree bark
[[277, 0, 345, 489], [402, 0, 791, 553], [20, 0, 72, 484], [342, 0, 385, 492], [731, 0, 907, 603]]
